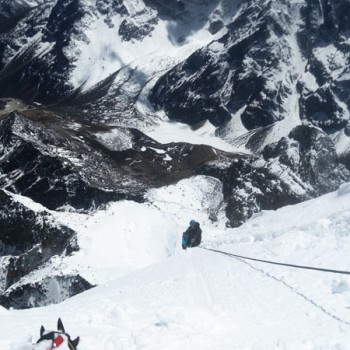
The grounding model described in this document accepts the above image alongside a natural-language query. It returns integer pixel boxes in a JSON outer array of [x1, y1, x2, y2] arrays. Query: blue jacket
[[182, 222, 202, 249]]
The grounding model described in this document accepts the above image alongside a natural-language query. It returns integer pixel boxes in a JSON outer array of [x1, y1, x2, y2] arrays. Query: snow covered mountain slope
[[0, 0, 348, 139], [1, 0, 349, 160], [1, 181, 350, 349], [0, 0, 220, 101], [1, 0, 350, 314], [148, 0, 350, 155]]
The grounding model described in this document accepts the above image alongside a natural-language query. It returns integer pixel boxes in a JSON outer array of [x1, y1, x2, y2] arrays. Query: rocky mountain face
[[0, 109, 227, 209], [0, 0, 350, 308], [201, 124, 349, 227], [0, 189, 94, 309], [151, 0, 350, 134]]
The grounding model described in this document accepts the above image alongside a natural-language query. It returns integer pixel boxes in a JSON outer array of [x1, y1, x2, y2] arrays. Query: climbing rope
[[200, 247, 350, 276]]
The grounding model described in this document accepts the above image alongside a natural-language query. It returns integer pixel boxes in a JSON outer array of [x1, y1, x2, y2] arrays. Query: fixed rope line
[[200, 247, 350, 276]]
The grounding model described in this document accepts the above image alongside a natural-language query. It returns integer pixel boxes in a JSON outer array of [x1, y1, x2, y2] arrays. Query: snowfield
[[2, 0, 350, 348], [2, 179, 350, 349]]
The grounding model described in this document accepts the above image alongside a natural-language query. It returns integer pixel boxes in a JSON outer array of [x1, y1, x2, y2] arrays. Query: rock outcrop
[[0, 189, 92, 309]]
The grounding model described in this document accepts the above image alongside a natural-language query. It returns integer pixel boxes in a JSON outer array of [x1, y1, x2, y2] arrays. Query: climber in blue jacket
[[182, 220, 202, 249]]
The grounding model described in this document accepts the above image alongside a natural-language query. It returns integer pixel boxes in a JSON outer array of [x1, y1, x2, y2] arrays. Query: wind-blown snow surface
[[2, 179, 350, 349]]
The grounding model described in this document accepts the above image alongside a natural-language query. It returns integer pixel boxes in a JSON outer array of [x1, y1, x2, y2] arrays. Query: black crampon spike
[[57, 318, 65, 333], [40, 325, 45, 337], [70, 336, 80, 349]]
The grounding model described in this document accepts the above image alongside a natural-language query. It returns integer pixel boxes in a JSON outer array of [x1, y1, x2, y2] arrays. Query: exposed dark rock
[[339, 152, 350, 171], [0, 0, 159, 103], [149, 0, 294, 129], [0, 190, 78, 288], [200, 156, 303, 227], [149, 0, 350, 138], [297, 0, 350, 133], [96, 0, 128, 17], [0, 274, 94, 309], [0, 0, 33, 18], [0, 189, 89, 309], [119, 16, 158, 42], [150, 48, 231, 126], [0, 112, 142, 210], [0, 111, 224, 210], [0, 0, 348, 223], [262, 125, 349, 195], [200, 125, 349, 227], [209, 19, 224, 34], [0, 0, 349, 140]]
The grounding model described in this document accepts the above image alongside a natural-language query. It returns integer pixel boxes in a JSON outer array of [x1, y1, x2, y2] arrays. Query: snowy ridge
[[1, 180, 350, 348]]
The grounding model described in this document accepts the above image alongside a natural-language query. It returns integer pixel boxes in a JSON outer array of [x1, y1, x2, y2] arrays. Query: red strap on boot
[[51, 335, 64, 348]]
